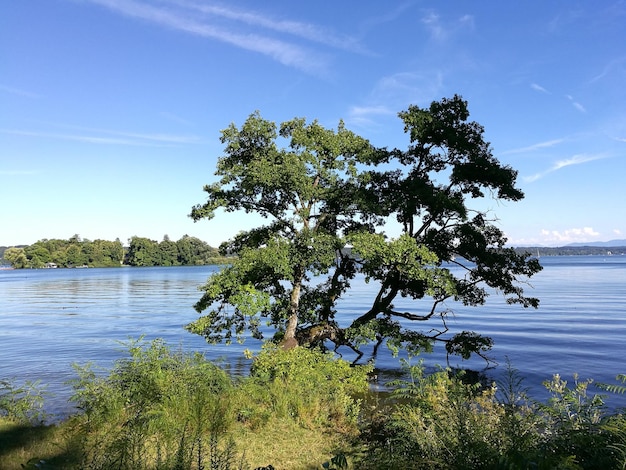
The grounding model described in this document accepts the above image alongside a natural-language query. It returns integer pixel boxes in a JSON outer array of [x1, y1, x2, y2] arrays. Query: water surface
[[1, 256, 625, 418]]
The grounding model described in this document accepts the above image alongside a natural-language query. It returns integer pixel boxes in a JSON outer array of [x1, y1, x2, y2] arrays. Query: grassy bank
[[2, 340, 625, 469]]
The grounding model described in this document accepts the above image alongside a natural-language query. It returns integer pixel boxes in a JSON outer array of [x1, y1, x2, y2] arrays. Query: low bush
[[357, 359, 625, 469], [238, 345, 372, 431], [0, 379, 47, 425], [69, 338, 242, 470]]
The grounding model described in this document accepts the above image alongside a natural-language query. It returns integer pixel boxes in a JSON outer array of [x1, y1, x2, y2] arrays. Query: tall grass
[[2, 341, 625, 469], [68, 338, 240, 470], [358, 359, 626, 469]]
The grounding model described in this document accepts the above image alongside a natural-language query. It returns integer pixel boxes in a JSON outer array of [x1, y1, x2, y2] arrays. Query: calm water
[[1, 256, 625, 419]]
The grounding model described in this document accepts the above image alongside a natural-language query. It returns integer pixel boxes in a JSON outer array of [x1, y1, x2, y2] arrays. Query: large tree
[[188, 96, 542, 362], [188, 111, 373, 348]]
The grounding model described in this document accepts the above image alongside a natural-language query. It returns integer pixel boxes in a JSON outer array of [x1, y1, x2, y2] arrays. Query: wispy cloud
[[346, 71, 444, 129], [420, 10, 474, 42], [530, 82, 550, 94], [347, 105, 394, 127], [421, 11, 446, 41], [82, 0, 362, 75], [566, 94, 586, 113], [590, 56, 626, 82], [159, 111, 193, 126], [524, 153, 608, 182], [172, 0, 366, 53], [0, 84, 40, 99], [501, 138, 565, 155], [0, 127, 201, 146], [360, 2, 414, 30]]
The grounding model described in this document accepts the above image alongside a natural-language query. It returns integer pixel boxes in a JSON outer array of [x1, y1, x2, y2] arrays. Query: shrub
[[237, 345, 372, 431], [538, 373, 619, 469], [69, 338, 243, 470], [358, 360, 626, 470], [0, 378, 48, 425], [361, 359, 507, 469]]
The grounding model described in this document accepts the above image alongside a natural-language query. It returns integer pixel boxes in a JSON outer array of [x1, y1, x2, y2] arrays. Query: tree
[[65, 243, 87, 267], [24, 243, 51, 266], [126, 236, 159, 266], [176, 235, 195, 265], [159, 235, 179, 266], [188, 111, 373, 347], [188, 96, 542, 362], [4, 247, 28, 269]]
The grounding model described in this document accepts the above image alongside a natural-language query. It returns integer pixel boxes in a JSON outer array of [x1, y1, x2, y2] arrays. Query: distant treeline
[[2, 240, 624, 269], [1, 235, 231, 269], [514, 246, 626, 257]]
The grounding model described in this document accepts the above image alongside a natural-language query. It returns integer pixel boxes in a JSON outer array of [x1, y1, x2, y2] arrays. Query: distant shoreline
[[513, 245, 626, 256]]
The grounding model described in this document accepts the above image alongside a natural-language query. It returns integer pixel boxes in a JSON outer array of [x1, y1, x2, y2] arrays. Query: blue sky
[[2, 0, 625, 248]]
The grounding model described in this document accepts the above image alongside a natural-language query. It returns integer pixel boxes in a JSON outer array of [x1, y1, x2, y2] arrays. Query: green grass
[[0, 417, 358, 470], [0, 418, 82, 470]]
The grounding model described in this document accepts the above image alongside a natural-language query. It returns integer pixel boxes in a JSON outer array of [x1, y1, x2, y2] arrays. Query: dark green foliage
[[189, 96, 542, 363], [322, 452, 349, 469], [598, 374, 626, 395], [125, 234, 225, 266]]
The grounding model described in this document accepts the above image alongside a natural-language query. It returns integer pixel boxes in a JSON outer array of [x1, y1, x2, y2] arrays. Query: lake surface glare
[[1, 255, 625, 419]]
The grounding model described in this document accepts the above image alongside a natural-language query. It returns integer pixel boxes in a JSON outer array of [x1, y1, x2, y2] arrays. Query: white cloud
[[524, 153, 608, 182], [540, 227, 600, 244], [508, 226, 606, 247], [530, 83, 550, 94]]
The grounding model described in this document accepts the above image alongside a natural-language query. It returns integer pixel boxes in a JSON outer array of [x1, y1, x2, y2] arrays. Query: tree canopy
[[4, 235, 226, 269], [188, 95, 542, 362]]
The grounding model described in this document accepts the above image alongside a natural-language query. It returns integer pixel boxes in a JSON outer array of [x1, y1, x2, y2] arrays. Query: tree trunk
[[283, 277, 301, 348]]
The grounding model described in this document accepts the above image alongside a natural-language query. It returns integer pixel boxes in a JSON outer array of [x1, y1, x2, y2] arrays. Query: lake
[[1, 255, 625, 420]]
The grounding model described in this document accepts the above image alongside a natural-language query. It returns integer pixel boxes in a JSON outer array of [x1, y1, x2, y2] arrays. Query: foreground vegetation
[[1, 339, 625, 469]]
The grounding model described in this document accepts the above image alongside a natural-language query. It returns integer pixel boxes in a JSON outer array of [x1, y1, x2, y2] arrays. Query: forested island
[[1, 238, 624, 269], [0, 235, 232, 269]]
